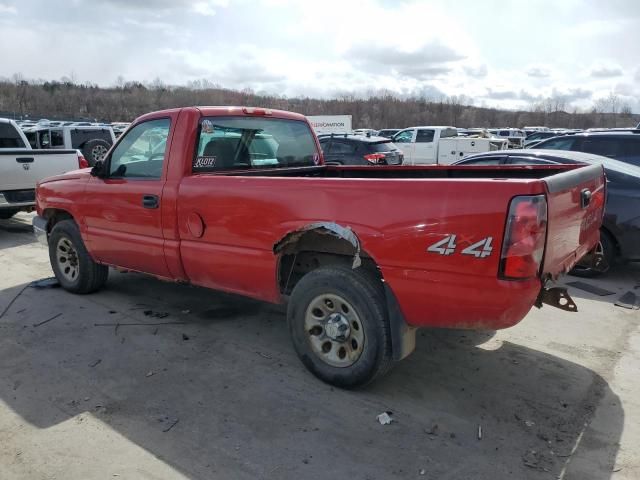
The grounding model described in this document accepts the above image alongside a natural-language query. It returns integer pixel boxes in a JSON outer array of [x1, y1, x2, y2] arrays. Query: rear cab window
[[194, 116, 319, 172], [0, 123, 26, 148]]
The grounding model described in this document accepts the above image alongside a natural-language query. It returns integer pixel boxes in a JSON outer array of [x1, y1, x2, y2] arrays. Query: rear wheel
[[570, 229, 616, 278], [287, 265, 392, 387], [49, 220, 108, 293]]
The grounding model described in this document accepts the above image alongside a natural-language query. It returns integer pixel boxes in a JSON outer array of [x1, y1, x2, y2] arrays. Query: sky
[[0, 0, 639, 112]]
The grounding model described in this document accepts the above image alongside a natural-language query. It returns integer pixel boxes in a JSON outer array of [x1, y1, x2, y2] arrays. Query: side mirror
[[90, 160, 106, 178]]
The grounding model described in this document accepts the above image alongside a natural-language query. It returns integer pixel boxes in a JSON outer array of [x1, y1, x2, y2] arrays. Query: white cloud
[[0, 2, 17, 14], [0, 0, 639, 112]]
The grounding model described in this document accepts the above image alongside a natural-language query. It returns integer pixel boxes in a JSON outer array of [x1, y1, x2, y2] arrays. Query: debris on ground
[[33, 313, 62, 327], [181, 309, 191, 314], [182, 333, 190, 341], [525, 420, 535, 427], [162, 418, 179, 433], [29, 277, 60, 289], [88, 359, 102, 368], [146, 371, 155, 377], [419, 469, 426, 476], [615, 291, 639, 310], [376, 412, 393, 425], [143, 310, 169, 319], [0, 284, 30, 319], [257, 351, 272, 359], [424, 423, 439, 436], [566, 281, 615, 296], [477, 425, 482, 440], [94, 321, 185, 327]]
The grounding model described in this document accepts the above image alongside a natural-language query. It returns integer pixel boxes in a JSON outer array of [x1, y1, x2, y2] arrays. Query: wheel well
[[42, 209, 74, 232], [601, 226, 620, 257], [276, 229, 381, 295]]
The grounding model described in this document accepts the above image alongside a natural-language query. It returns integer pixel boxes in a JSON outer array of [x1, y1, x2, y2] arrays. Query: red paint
[[35, 107, 604, 330]]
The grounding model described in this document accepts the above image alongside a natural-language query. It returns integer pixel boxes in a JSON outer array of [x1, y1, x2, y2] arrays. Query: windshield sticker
[[201, 119, 214, 134], [194, 156, 217, 168]]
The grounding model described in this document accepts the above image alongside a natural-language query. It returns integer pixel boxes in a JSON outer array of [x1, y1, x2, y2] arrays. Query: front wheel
[[287, 265, 392, 388], [48, 219, 108, 293]]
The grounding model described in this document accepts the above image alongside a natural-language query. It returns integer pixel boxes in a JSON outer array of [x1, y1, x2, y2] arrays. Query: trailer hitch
[[535, 287, 578, 312]]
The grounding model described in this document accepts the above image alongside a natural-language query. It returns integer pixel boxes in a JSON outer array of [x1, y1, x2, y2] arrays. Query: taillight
[[364, 153, 386, 164], [78, 153, 89, 169], [499, 195, 547, 279]]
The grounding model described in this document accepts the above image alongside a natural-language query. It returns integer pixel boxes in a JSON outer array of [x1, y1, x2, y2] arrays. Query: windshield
[[194, 117, 318, 171]]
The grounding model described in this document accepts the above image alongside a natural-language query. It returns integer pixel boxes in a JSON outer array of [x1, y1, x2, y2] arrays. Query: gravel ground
[[1, 212, 638, 480]]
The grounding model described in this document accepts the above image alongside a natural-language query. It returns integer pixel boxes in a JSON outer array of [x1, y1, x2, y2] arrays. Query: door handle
[[142, 194, 159, 209], [16, 157, 34, 163], [580, 189, 592, 209]]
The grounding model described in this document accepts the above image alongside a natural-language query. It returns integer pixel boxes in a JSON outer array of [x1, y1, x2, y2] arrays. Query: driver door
[[83, 118, 172, 277]]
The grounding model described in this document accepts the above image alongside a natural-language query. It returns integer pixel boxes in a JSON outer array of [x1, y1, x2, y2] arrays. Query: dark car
[[533, 131, 640, 167], [319, 134, 403, 165], [377, 129, 401, 138], [523, 130, 570, 147], [454, 149, 640, 276]]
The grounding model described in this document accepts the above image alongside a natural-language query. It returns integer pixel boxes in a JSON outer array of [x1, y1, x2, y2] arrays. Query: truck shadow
[[0, 213, 37, 250], [0, 273, 623, 480]]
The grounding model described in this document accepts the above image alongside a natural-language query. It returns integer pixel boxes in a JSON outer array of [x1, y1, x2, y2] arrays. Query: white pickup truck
[[392, 126, 507, 165], [0, 118, 86, 219]]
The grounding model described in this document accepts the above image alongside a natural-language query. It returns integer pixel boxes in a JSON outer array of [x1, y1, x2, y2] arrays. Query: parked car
[[33, 106, 604, 387], [524, 131, 570, 147], [487, 128, 526, 148], [453, 149, 640, 276], [392, 126, 507, 164], [318, 134, 403, 165], [534, 131, 640, 167], [0, 118, 88, 219], [352, 128, 378, 136], [23, 125, 116, 165], [377, 129, 400, 138]]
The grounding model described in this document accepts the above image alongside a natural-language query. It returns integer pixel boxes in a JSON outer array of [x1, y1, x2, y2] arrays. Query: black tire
[[570, 229, 616, 278], [81, 139, 111, 166], [0, 209, 18, 219], [287, 265, 392, 388], [48, 219, 108, 294]]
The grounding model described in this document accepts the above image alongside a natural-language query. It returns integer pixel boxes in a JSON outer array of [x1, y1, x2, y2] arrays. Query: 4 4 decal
[[427, 235, 494, 258]]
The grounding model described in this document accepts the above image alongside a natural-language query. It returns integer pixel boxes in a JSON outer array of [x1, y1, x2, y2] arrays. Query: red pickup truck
[[33, 107, 605, 387]]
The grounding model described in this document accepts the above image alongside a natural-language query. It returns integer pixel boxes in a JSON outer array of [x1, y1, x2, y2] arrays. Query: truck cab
[[393, 126, 507, 165]]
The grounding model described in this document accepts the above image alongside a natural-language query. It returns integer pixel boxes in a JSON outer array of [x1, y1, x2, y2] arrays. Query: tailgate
[[0, 151, 78, 191], [542, 163, 606, 278]]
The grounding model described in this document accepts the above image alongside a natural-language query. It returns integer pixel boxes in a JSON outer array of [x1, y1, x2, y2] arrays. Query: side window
[[461, 157, 503, 165], [582, 138, 618, 158], [416, 129, 435, 143], [393, 130, 414, 143], [51, 130, 65, 148], [108, 119, 170, 178], [540, 137, 575, 150], [38, 130, 51, 148], [330, 141, 356, 155]]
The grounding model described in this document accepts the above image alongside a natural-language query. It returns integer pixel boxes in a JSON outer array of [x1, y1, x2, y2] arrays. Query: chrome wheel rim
[[56, 237, 79, 282], [91, 145, 108, 162], [304, 293, 365, 368]]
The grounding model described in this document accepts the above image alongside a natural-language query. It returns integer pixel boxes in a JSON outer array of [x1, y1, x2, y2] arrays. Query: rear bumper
[[0, 192, 35, 210], [382, 266, 541, 330], [32, 215, 48, 246]]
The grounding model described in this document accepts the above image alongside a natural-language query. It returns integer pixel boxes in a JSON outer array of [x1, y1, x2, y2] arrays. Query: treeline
[[0, 75, 637, 129]]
